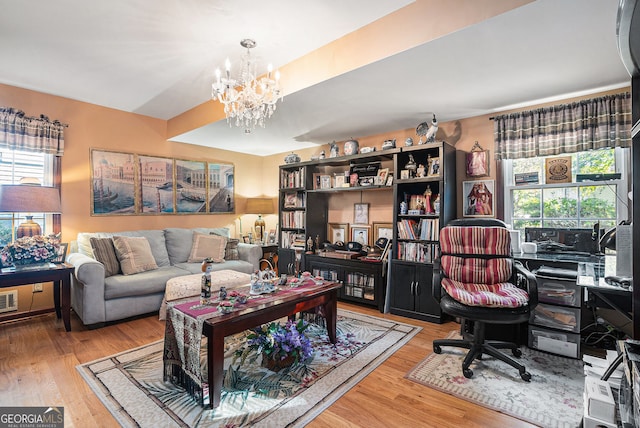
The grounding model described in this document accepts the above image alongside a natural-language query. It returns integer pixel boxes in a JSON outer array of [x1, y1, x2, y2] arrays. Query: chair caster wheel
[[520, 371, 531, 382], [463, 368, 473, 379], [433, 344, 442, 354], [512, 348, 522, 358]]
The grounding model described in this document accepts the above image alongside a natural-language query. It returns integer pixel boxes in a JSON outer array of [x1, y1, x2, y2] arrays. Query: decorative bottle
[[200, 272, 211, 305]]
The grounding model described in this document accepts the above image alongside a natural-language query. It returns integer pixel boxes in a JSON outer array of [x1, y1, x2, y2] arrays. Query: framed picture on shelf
[[53, 243, 68, 264], [400, 170, 409, 180], [385, 174, 394, 186], [463, 180, 495, 217], [283, 192, 297, 208], [320, 175, 332, 189], [328, 223, 349, 244], [354, 203, 369, 224], [428, 157, 440, 176], [334, 175, 345, 188], [373, 223, 393, 241], [313, 173, 322, 190], [350, 225, 371, 246], [376, 168, 389, 185], [267, 229, 277, 244]]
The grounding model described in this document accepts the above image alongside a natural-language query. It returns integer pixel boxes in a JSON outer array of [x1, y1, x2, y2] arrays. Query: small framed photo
[[350, 225, 371, 246], [53, 243, 68, 264], [376, 168, 389, 185], [463, 180, 495, 217], [268, 229, 277, 244], [328, 223, 349, 244], [466, 142, 490, 177], [313, 173, 322, 190], [373, 223, 393, 241], [428, 157, 440, 176], [354, 203, 369, 224], [320, 175, 332, 189], [334, 174, 345, 188], [385, 174, 394, 186], [349, 173, 359, 186], [283, 192, 297, 208], [400, 170, 409, 180], [243, 235, 251, 244]]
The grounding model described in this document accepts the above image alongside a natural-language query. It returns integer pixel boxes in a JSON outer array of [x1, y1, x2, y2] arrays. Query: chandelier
[[211, 39, 283, 132]]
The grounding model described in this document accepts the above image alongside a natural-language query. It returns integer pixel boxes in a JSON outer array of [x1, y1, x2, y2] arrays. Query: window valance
[[0, 107, 66, 156], [493, 92, 631, 160]]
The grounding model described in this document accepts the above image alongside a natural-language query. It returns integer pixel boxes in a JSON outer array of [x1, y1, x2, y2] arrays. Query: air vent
[[0, 290, 18, 313]]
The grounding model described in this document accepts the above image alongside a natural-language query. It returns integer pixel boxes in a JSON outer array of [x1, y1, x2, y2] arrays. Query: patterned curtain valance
[[493, 92, 631, 160], [0, 107, 66, 156]]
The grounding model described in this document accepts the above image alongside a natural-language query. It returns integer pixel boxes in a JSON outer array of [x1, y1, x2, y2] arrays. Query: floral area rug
[[77, 309, 420, 427], [405, 332, 584, 428]]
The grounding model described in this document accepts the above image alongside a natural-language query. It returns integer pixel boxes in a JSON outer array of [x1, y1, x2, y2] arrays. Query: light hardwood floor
[[0, 303, 536, 428]]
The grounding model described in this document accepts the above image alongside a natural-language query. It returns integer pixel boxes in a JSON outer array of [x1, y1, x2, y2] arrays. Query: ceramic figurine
[[405, 154, 417, 177], [405, 137, 414, 147], [329, 141, 339, 158], [319, 150, 325, 159], [284, 152, 301, 164], [416, 164, 425, 178]]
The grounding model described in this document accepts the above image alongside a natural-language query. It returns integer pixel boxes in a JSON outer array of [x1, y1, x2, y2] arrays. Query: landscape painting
[[139, 155, 175, 214], [91, 149, 136, 215], [175, 159, 207, 214], [208, 162, 235, 213]]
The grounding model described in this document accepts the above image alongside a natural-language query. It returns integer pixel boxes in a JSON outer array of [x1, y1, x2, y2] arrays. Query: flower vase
[[262, 353, 295, 372]]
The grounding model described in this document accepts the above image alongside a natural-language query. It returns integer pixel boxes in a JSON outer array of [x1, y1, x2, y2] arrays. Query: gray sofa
[[66, 227, 261, 327]]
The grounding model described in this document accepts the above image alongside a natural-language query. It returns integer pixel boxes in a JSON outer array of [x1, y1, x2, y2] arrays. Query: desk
[[577, 259, 632, 323], [163, 279, 341, 408], [0, 263, 73, 331]]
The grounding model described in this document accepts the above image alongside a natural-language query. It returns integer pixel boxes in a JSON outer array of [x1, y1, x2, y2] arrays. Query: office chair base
[[433, 338, 531, 382]]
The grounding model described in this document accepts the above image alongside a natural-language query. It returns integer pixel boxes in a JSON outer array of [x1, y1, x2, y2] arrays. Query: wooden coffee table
[[202, 281, 341, 408]]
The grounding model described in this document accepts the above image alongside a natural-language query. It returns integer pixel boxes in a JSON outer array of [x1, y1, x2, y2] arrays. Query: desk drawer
[[529, 302, 581, 333], [536, 275, 581, 307], [528, 325, 580, 358]]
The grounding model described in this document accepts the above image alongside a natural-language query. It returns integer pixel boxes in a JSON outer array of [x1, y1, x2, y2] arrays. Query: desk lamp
[[0, 179, 62, 238], [245, 197, 275, 244]]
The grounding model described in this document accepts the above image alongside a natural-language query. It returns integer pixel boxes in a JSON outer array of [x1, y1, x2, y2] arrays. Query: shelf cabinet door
[[390, 262, 416, 313], [413, 264, 441, 320]]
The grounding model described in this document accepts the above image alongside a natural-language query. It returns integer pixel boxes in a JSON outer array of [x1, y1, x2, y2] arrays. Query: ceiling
[[0, 0, 632, 156]]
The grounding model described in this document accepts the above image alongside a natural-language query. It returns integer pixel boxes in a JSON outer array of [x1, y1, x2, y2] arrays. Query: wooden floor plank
[[0, 302, 537, 427]]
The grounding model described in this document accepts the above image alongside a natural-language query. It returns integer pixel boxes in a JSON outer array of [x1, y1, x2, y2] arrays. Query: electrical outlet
[[33, 283, 43, 293]]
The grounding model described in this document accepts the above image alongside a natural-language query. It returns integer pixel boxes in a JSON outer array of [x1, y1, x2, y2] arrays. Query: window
[[0, 148, 55, 246], [503, 147, 630, 240]]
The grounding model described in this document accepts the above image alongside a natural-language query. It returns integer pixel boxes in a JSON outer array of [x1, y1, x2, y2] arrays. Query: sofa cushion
[[165, 227, 230, 264], [89, 237, 120, 277], [104, 266, 188, 299], [77, 230, 170, 267], [112, 235, 159, 275], [187, 232, 227, 263], [224, 238, 240, 260]]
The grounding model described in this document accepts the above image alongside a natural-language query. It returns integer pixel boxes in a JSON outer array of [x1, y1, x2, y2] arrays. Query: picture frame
[[320, 174, 332, 189], [427, 157, 440, 176], [90, 149, 136, 215], [175, 159, 207, 214], [400, 170, 409, 180], [373, 222, 393, 241], [283, 192, 297, 208], [313, 173, 322, 190], [334, 174, 345, 188], [350, 225, 371, 246], [267, 229, 277, 244], [466, 141, 490, 177], [376, 168, 389, 185], [53, 243, 68, 264], [328, 223, 349, 244], [463, 180, 495, 217], [385, 174, 394, 186], [243, 235, 251, 244], [354, 203, 369, 224], [139, 155, 175, 214]]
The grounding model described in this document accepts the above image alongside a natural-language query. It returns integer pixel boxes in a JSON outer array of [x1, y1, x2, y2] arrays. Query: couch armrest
[[237, 243, 261, 271], [66, 252, 107, 325]]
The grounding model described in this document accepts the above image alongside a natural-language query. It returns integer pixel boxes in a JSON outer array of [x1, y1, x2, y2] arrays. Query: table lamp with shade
[[245, 197, 275, 244], [0, 179, 62, 239]]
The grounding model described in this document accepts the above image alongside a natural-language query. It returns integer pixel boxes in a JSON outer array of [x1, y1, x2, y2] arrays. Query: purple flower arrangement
[[247, 319, 314, 364], [1, 234, 60, 266]]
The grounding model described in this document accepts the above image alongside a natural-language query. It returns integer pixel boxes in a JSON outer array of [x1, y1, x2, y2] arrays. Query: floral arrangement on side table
[[236, 319, 314, 372], [1, 234, 61, 266]]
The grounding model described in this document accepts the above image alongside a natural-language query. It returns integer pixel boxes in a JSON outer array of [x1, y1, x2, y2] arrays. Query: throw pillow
[[89, 237, 121, 277], [187, 232, 227, 263], [224, 238, 240, 260], [112, 235, 158, 275]]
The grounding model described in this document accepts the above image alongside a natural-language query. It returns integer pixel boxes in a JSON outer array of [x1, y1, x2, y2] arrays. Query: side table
[[0, 262, 74, 331]]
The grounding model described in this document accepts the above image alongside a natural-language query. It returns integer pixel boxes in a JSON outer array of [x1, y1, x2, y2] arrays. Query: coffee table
[[164, 279, 341, 408]]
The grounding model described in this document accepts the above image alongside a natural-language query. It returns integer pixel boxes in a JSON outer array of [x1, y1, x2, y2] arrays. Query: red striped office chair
[[432, 218, 538, 381]]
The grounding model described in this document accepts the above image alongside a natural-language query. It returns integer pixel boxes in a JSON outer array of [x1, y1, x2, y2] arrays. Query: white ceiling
[[0, 0, 632, 157]]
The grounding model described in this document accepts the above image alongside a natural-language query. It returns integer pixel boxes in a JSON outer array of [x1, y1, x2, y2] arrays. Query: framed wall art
[[466, 141, 490, 177], [373, 222, 393, 241], [208, 162, 235, 213], [91, 149, 136, 215], [139, 155, 174, 214], [463, 180, 495, 217], [354, 203, 369, 224], [175, 159, 207, 214]]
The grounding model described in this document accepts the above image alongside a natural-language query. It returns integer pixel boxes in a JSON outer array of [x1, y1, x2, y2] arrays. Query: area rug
[[77, 310, 420, 427], [405, 332, 584, 428]]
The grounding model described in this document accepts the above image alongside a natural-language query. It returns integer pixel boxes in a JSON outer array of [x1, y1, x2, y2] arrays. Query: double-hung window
[[502, 147, 630, 238], [0, 148, 55, 246]]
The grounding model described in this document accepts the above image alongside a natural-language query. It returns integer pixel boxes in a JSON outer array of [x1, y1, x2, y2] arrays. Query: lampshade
[[0, 183, 62, 238], [245, 197, 275, 215]]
